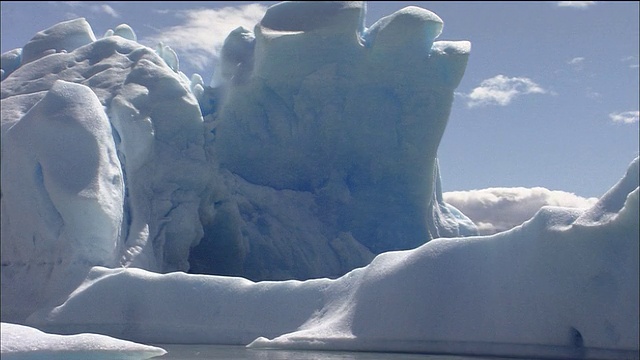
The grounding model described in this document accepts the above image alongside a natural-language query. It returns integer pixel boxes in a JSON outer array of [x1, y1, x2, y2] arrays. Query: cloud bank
[[465, 75, 547, 108], [444, 187, 598, 235], [143, 4, 267, 73]]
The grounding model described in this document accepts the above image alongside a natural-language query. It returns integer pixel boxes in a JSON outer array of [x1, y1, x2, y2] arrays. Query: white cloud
[[556, 1, 597, 9], [58, 2, 119, 18], [567, 56, 585, 71], [59, 1, 82, 7], [142, 4, 267, 73], [567, 57, 584, 64], [444, 187, 598, 235], [609, 111, 640, 124], [465, 75, 547, 108], [95, 4, 119, 18]]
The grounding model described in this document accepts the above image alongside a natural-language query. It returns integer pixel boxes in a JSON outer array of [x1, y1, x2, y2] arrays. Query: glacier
[[1, 1, 638, 359]]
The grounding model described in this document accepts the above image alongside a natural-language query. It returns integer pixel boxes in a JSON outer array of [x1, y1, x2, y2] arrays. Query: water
[[154, 344, 508, 360]]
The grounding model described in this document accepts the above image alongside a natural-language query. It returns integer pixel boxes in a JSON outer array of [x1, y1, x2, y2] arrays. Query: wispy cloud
[[59, 1, 82, 7], [142, 4, 267, 73], [556, 1, 597, 9], [58, 2, 120, 18], [567, 57, 585, 65], [96, 4, 119, 18], [444, 187, 598, 235], [465, 75, 547, 108], [609, 111, 639, 124], [585, 88, 601, 99], [567, 56, 585, 71]]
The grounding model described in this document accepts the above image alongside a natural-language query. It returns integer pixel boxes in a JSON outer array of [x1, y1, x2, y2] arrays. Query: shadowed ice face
[[213, 1, 471, 253]]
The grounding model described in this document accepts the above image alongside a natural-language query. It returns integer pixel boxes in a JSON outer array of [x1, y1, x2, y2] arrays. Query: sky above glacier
[[1, 1, 638, 198]]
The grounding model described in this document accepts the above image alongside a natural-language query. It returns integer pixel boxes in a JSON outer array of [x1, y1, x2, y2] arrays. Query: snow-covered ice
[[0, 322, 166, 360], [20, 18, 96, 66]]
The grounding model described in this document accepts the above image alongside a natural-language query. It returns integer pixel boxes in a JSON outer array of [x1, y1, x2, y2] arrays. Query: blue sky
[[1, 1, 638, 198]]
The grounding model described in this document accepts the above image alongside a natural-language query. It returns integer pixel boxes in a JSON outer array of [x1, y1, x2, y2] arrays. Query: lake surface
[[155, 344, 509, 360]]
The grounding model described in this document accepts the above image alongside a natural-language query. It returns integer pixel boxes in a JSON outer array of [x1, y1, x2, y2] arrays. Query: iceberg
[[2, 0, 476, 295], [1, 2, 638, 359], [0, 322, 166, 360]]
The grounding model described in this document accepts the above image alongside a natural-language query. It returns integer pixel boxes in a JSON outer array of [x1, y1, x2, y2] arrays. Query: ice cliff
[[196, 1, 477, 279]]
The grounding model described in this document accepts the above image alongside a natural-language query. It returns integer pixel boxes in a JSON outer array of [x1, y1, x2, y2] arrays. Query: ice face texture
[[26, 158, 639, 359], [1, 80, 124, 321]]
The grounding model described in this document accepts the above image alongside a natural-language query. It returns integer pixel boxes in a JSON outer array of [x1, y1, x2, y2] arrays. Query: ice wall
[[197, 1, 476, 278], [1, 18, 211, 321]]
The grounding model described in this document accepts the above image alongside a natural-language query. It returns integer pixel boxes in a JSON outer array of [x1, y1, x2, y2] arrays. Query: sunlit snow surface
[[0, 323, 166, 360], [1, 1, 639, 360]]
